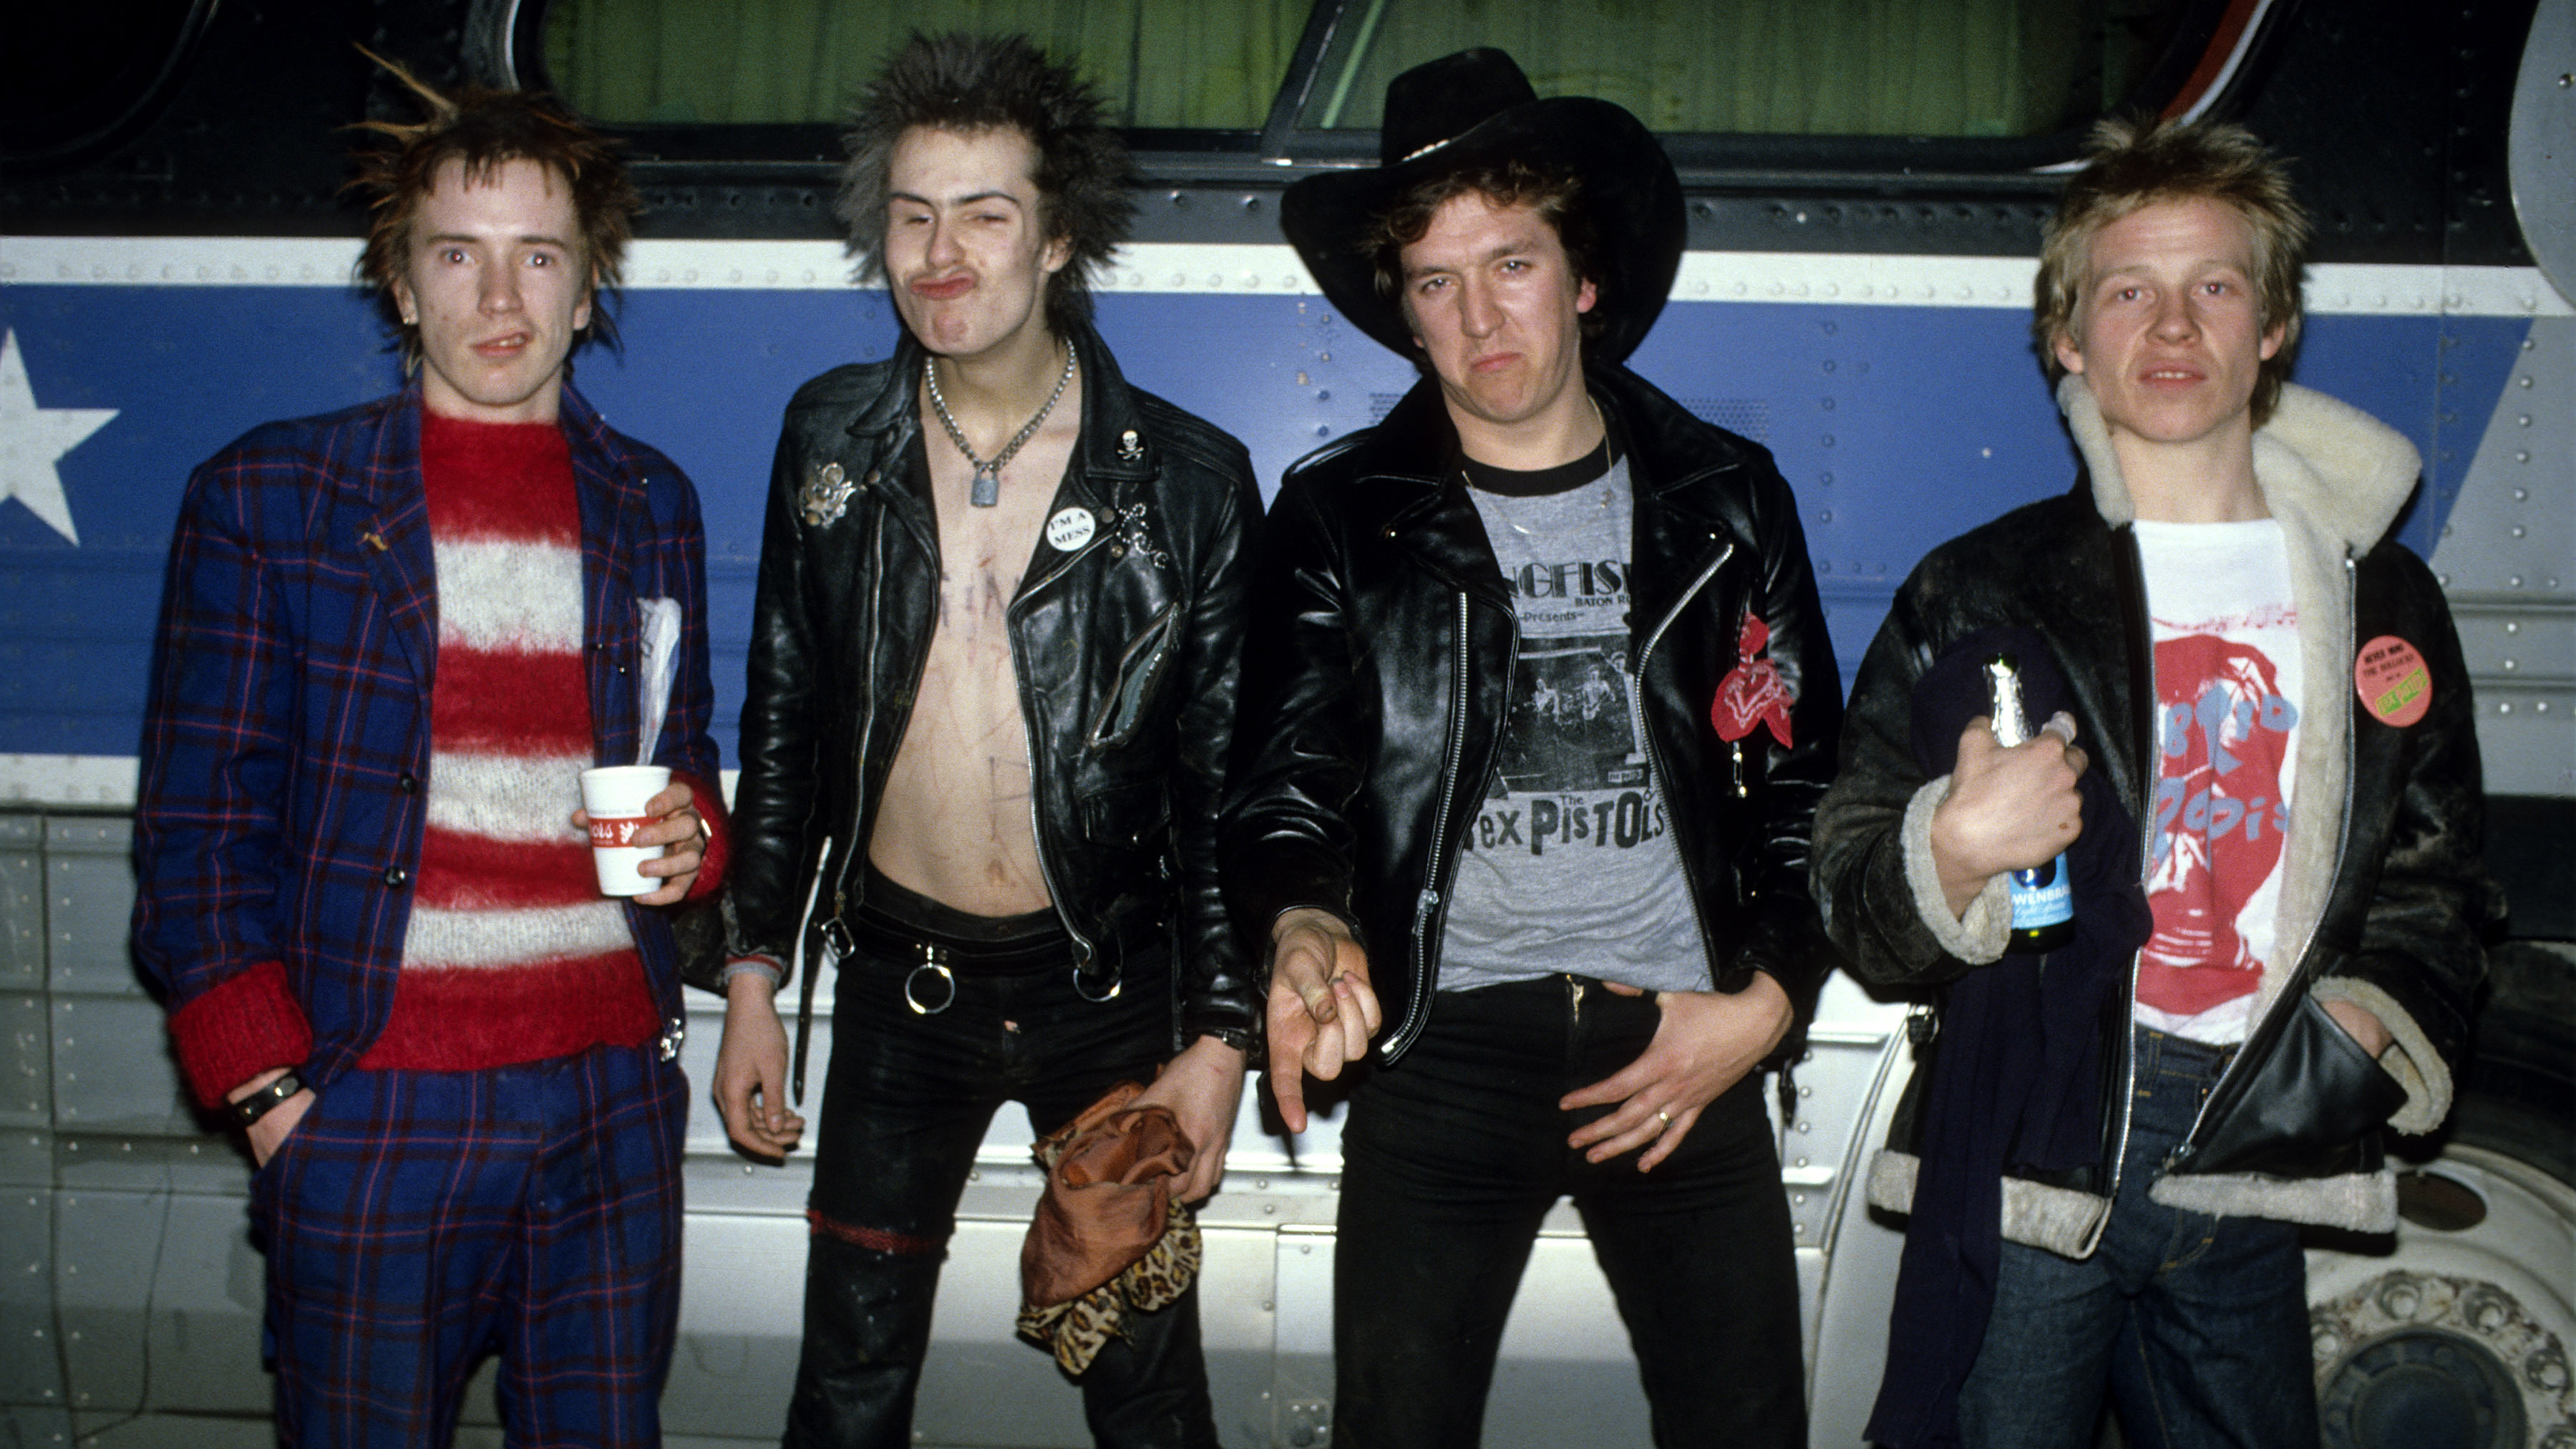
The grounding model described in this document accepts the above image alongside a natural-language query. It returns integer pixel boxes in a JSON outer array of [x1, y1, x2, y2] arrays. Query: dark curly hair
[[1366, 159, 1607, 349], [837, 32, 1137, 337], [349, 52, 637, 368]]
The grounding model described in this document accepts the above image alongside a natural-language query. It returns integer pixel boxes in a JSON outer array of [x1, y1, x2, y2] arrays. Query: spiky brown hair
[[349, 52, 638, 366], [835, 32, 1136, 337], [2036, 117, 2310, 425]]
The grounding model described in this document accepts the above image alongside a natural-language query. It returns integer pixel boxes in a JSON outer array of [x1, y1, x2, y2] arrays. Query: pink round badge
[[2353, 634, 2431, 727]]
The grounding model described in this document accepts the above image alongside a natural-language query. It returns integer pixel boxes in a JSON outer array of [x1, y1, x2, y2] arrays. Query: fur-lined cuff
[[2149, 1166, 2398, 1234], [166, 960, 312, 1108], [677, 771, 729, 901], [2310, 976, 2451, 1135], [1865, 1150, 2111, 1259], [1902, 777, 2011, 964], [1867, 1148, 1917, 1213]]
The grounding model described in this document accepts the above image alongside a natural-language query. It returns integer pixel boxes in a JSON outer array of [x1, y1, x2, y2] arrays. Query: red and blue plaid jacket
[[134, 382, 728, 1106]]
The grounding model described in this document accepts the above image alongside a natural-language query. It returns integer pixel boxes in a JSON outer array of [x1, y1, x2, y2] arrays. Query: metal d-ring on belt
[[905, 944, 957, 1016], [842, 907, 1081, 1017]]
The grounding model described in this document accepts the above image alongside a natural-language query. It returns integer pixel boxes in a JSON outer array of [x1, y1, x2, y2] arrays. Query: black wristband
[[228, 1070, 306, 1128]]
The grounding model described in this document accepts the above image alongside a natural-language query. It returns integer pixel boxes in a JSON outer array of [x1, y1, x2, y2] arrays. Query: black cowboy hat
[[1281, 48, 1685, 364]]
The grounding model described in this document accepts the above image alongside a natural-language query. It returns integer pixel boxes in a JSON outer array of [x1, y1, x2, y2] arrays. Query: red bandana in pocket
[[1712, 610, 1796, 748]]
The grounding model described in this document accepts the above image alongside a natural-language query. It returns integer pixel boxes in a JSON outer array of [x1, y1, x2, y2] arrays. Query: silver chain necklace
[[923, 345, 1077, 507]]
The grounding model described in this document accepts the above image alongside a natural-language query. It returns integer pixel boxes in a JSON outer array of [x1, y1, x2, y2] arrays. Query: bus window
[[1293, 0, 2194, 139], [538, 0, 1315, 132]]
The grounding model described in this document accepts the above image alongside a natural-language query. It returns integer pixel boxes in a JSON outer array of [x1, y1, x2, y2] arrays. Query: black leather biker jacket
[[1220, 364, 1844, 1063], [728, 324, 1262, 1055]]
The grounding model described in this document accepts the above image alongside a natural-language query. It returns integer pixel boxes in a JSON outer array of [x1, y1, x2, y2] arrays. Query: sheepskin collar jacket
[[1220, 364, 1844, 1064], [726, 324, 1263, 1052], [1814, 378, 2497, 1244]]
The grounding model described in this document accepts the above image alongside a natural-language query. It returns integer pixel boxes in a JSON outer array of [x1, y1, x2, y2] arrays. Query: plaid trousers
[[254, 1041, 686, 1448]]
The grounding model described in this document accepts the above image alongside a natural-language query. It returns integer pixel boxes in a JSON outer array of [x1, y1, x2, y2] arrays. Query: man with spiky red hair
[[132, 69, 722, 1446]]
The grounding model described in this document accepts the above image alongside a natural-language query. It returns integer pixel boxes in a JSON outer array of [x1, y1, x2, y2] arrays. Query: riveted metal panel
[[50, 1188, 157, 1417], [1804, 1034, 1918, 1449], [1782, 1035, 1895, 1257], [654, 1204, 806, 1441], [52, 996, 193, 1138], [44, 818, 139, 1000], [4, 1406, 78, 1444], [1, 992, 49, 1131], [0, 816, 42, 992], [63, 1412, 276, 1448], [1, 1187, 65, 1410], [125, 1196, 266, 1415], [55, 1135, 249, 1200], [2434, 315, 2576, 795], [47, 1185, 266, 1419], [1270, 1226, 1335, 1446], [0, 1126, 49, 1191], [1201, 1226, 1283, 1448]]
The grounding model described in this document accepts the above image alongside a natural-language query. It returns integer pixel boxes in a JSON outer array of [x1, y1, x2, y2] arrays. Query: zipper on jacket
[[842, 506, 890, 917], [2167, 553, 2362, 1165], [1630, 540, 1734, 985], [1392, 588, 1478, 1060], [1009, 482, 1116, 987], [2090, 528, 2157, 1249], [795, 503, 891, 1105]]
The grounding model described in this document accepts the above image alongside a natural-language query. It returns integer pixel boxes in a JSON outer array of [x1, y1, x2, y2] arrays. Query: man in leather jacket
[[712, 34, 1259, 1449], [1813, 120, 2495, 1448], [1221, 51, 1840, 1448]]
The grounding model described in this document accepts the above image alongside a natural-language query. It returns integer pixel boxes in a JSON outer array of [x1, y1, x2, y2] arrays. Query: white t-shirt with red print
[[2132, 518, 2303, 1045]]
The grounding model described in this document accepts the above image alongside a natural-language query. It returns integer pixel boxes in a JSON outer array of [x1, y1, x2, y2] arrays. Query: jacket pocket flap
[[1087, 606, 1179, 752], [2181, 994, 2408, 1178], [1080, 780, 1170, 848]]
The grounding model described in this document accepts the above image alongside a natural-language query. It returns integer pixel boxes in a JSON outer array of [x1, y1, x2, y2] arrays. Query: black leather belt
[[845, 908, 1071, 1014]]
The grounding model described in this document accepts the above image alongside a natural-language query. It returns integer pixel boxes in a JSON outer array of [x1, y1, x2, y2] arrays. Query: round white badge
[[1046, 507, 1097, 552]]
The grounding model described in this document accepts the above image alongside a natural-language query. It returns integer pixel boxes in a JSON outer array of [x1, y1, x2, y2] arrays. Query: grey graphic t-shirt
[[1439, 442, 1709, 996]]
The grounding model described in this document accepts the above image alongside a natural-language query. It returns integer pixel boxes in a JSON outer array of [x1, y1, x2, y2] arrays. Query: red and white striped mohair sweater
[[357, 412, 658, 1070]]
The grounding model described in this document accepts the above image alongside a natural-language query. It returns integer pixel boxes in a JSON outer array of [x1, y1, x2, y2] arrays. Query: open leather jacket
[[1220, 364, 1843, 1062], [727, 324, 1262, 1058], [1813, 380, 2497, 1239]]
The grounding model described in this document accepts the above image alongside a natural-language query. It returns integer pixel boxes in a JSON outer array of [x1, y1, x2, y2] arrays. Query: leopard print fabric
[[1016, 1202, 1202, 1375]]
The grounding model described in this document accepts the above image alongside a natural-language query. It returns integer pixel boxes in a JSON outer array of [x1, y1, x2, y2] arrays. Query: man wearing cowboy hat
[[1220, 49, 1839, 1446]]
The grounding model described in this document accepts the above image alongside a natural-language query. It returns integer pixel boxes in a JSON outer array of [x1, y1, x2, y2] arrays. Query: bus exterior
[[1, 1, 2567, 1444]]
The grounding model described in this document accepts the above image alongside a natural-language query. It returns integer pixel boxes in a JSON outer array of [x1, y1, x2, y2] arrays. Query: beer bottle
[[1984, 653, 2076, 954]]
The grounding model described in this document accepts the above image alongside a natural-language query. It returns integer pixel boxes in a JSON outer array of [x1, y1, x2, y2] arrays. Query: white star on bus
[[0, 329, 116, 546]]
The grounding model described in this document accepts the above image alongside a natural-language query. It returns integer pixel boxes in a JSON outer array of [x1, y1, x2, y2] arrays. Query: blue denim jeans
[[1332, 975, 1807, 1449], [1957, 1026, 2318, 1448]]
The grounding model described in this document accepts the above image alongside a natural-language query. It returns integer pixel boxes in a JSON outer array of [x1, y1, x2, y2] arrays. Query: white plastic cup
[[580, 765, 672, 896]]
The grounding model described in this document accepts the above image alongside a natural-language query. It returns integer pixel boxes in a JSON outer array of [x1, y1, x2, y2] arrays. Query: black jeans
[[1333, 975, 1807, 1448], [779, 940, 1217, 1449]]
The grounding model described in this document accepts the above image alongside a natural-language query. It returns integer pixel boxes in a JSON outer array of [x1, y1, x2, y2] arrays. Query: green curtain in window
[[1303, 0, 2100, 137], [543, 0, 1312, 129]]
